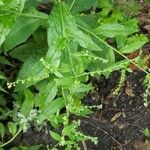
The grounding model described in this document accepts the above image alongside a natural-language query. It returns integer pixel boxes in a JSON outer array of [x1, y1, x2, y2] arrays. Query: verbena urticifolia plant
[[0, 0, 149, 149]]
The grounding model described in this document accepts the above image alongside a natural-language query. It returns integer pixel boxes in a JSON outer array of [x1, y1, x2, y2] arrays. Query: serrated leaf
[[50, 131, 61, 142], [65, 0, 97, 12], [38, 98, 65, 122], [46, 2, 101, 73], [20, 89, 34, 117], [16, 57, 50, 91], [0, 1, 26, 48], [0, 0, 26, 13], [9, 42, 47, 62], [116, 35, 127, 49], [43, 98, 65, 115], [0, 122, 5, 141], [124, 18, 139, 35], [35, 81, 58, 108], [73, 29, 102, 51], [8, 122, 17, 136], [120, 35, 148, 54], [70, 106, 93, 116], [4, 16, 41, 51], [70, 83, 93, 93], [95, 23, 126, 38]]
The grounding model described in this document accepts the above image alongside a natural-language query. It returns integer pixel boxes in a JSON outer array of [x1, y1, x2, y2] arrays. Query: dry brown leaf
[[111, 112, 122, 122]]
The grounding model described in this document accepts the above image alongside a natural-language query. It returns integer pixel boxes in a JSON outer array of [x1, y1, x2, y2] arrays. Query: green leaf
[[70, 106, 93, 116], [9, 42, 47, 62], [120, 34, 148, 54], [95, 23, 126, 38], [72, 29, 102, 51], [105, 48, 115, 64], [20, 89, 34, 117], [50, 131, 61, 142], [98, 0, 113, 8], [124, 18, 139, 35], [0, 72, 6, 80], [3, 16, 41, 51], [0, 122, 5, 140], [144, 128, 150, 137], [0, 95, 6, 106], [0, 86, 7, 93], [38, 98, 65, 122], [65, 0, 97, 12], [0, 56, 12, 66], [0, 1, 27, 47], [0, 0, 26, 13], [16, 57, 50, 91], [0, 25, 10, 47], [35, 81, 58, 108], [116, 35, 127, 49], [43, 98, 65, 115], [8, 122, 17, 136], [70, 83, 93, 93]]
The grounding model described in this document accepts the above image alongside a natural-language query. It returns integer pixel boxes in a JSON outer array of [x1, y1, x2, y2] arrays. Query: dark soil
[[9, 71, 150, 150], [80, 71, 150, 150]]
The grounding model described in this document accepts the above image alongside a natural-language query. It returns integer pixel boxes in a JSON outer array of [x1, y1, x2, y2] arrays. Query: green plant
[[144, 128, 150, 137], [0, 0, 149, 149]]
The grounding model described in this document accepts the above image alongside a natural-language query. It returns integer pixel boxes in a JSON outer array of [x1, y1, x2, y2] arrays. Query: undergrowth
[[0, 0, 149, 149]]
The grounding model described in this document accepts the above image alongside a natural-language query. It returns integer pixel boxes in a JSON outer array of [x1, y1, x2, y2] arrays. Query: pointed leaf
[[35, 81, 58, 108], [0, 122, 5, 140], [8, 122, 17, 136], [120, 35, 148, 54], [4, 16, 41, 51], [95, 23, 126, 38], [16, 57, 50, 91], [50, 131, 61, 142], [20, 89, 34, 117]]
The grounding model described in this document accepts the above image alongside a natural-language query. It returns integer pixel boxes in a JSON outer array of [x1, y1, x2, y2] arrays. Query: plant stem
[[77, 25, 150, 75], [0, 128, 22, 148], [69, 0, 76, 11]]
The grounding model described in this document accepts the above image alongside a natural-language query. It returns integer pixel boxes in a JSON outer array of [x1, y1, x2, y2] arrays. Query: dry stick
[[77, 25, 150, 76], [82, 141, 88, 150]]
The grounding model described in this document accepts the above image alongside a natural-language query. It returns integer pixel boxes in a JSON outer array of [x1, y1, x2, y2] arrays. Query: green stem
[[0, 128, 22, 148], [69, 0, 76, 11], [62, 88, 70, 118], [77, 25, 150, 75], [59, 2, 66, 37]]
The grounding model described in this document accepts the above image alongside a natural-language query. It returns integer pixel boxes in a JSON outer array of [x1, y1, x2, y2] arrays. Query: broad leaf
[[16, 57, 50, 90], [120, 34, 148, 54], [8, 122, 17, 136], [0, 72, 6, 80], [95, 23, 126, 38], [4, 16, 41, 51], [50, 131, 62, 142], [0, 122, 5, 140], [38, 98, 65, 123], [0, 56, 12, 66], [65, 0, 97, 12], [35, 81, 58, 108], [72, 29, 102, 51], [9, 42, 47, 62]]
